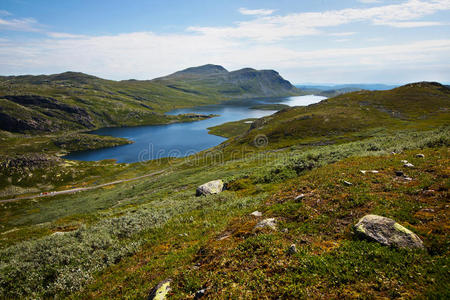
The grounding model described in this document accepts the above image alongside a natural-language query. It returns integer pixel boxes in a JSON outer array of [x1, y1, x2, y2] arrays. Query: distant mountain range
[[295, 84, 401, 98], [295, 84, 399, 91]]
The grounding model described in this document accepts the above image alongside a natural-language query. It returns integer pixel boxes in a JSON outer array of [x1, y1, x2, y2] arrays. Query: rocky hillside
[[152, 64, 301, 99], [0, 66, 301, 133]]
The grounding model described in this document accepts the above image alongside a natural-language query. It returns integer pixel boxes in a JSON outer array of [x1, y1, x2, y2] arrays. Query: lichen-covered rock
[[148, 279, 171, 300], [196, 180, 224, 196], [355, 215, 424, 249], [254, 218, 277, 231]]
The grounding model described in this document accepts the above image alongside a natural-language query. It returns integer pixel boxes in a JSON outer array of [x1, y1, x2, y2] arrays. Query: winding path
[[0, 170, 165, 203]]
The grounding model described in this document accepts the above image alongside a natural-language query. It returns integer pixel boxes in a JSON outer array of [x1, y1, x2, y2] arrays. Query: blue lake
[[64, 95, 326, 163]]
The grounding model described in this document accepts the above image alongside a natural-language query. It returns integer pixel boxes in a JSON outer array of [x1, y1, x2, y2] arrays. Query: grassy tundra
[[0, 82, 448, 298]]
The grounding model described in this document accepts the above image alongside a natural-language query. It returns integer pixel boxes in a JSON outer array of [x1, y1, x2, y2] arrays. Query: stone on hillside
[[343, 180, 353, 186], [422, 189, 435, 196], [250, 211, 262, 217], [361, 170, 379, 174], [194, 288, 206, 299], [354, 214, 424, 249], [395, 170, 404, 177], [254, 218, 277, 231], [294, 194, 305, 201], [416, 154, 425, 158], [401, 160, 409, 164], [287, 244, 297, 255], [148, 278, 171, 300], [404, 163, 414, 168], [196, 180, 224, 196]]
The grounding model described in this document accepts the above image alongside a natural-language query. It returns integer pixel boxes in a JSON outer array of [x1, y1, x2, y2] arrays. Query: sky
[[0, 0, 449, 84]]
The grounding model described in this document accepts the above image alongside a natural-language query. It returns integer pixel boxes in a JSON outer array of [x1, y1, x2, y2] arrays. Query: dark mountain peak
[[231, 67, 257, 73], [395, 81, 449, 94], [401, 81, 447, 89], [173, 64, 228, 76]]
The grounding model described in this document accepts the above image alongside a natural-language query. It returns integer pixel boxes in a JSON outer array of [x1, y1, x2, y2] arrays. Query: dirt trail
[[0, 170, 165, 203]]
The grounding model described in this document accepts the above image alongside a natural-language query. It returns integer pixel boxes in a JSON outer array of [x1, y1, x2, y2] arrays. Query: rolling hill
[[0, 65, 301, 133]]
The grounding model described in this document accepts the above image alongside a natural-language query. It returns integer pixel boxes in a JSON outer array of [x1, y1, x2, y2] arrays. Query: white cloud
[[46, 32, 88, 39], [0, 27, 448, 82], [382, 21, 444, 27], [0, 10, 12, 16], [0, 16, 41, 32], [189, 0, 450, 42], [329, 32, 356, 36], [238, 8, 275, 16]]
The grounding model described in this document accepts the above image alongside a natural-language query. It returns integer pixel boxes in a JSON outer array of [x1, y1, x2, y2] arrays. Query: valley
[[0, 74, 448, 298]]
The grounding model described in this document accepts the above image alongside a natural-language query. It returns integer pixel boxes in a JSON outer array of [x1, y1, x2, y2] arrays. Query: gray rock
[[416, 154, 425, 158], [395, 170, 404, 177], [404, 163, 414, 168], [294, 194, 305, 201], [361, 170, 379, 174], [355, 214, 424, 249], [287, 244, 297, 255], [194, 288, 206, 299], [401, 160, 409, 164], [343, 180, 353, 186], [148, 278, 171, 300], [254, 218, 277, 230], [250, 211, 262, 217], [196, 180, 224, 196]]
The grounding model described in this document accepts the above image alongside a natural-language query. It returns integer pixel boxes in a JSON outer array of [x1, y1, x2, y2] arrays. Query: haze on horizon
[[0, 0, 449, 84]]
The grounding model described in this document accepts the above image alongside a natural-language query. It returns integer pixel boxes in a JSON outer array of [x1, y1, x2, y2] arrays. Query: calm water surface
[[64, 95, 326, 163]]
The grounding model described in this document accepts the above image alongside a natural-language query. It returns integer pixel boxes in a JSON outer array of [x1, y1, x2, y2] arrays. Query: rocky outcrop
[[4, 95, 95, 130], [354, 214, 424, 249], [0, 154, 60, 173], [196, 180, 224, 196]]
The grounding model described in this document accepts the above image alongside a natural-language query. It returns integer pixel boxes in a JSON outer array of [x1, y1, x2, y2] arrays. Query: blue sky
[[0, 0, 449, 83]]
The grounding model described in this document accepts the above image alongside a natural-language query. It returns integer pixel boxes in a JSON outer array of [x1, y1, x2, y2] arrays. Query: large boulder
[[196, 180, 224, 196], [148, 279, 171, 300], [355, 215, 424, 249]]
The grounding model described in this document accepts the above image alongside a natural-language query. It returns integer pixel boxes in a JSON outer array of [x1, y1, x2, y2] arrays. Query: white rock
[[250, 211, 262, 217], [254, 218, 277, 230], [294, 194, 305, 200], [404, 163, 414, 168]]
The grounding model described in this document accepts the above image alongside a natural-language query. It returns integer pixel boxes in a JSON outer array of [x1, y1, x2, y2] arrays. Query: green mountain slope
[[0, 66, 301, 133], [220, 82, 450, 150]]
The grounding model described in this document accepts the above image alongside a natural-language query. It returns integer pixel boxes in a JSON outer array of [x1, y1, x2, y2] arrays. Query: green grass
[[207, 118, 256, 138], [0, 82, 448, 298]]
